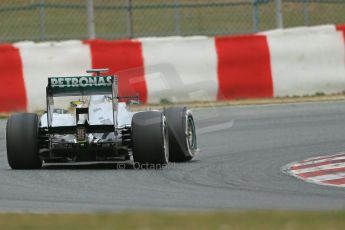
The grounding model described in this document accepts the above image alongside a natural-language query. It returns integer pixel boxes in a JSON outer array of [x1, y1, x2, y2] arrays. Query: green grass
[[2, 92, 345, 116], [0, 211, 345, 230], [0, 0, 344, 42]]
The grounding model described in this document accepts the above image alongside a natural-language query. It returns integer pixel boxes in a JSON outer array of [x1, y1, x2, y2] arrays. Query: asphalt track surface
[[1, 101, 345, 212]]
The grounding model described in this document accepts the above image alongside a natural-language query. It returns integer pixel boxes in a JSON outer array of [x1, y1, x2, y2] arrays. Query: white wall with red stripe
[[0, 24, 344, 112]]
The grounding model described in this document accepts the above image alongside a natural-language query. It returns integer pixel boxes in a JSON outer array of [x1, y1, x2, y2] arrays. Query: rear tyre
[[164, 107, 197, 162], [6, 113, 42, 169], [131, 111, 169, 168]]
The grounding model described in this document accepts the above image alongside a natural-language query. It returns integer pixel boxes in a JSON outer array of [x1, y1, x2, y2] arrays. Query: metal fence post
[[126, 0, 133, 38], [39, 0, 46, 41], [86, 0, 96, 39], [275, 0, 284, 29], [252, 1, 260, 33], [303, 0, 309, 26], [174, 0, 181, 35]]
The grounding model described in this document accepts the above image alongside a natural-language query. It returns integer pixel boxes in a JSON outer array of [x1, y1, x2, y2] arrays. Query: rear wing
[[45, 69, 119, 130], [47, 75, 116, 97]]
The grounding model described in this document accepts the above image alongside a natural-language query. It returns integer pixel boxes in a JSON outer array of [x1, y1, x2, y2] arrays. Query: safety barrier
[[0, 24, 344, 112]]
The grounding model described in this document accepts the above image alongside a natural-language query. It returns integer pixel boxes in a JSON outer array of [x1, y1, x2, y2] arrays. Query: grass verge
[[1, 1, 345, 42], [2, 93, 345, 117], [0, 210, 345, 230], [132, 93, 345, 110]]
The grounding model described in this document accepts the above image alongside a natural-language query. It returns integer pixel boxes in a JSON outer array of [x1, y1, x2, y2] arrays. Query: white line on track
[[306, 172, 345, 182], [292, 155, 345, 167], [290, 162, 345, 174]]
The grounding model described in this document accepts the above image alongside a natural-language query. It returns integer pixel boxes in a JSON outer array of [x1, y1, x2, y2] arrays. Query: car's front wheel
[[164, 107, 197, 162]]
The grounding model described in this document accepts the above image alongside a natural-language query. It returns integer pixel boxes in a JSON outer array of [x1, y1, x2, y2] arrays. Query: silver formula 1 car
[[6, 69, 197, 169]]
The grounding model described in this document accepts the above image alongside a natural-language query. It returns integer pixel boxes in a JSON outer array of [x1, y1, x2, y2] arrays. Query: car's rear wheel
[[164, 107, 197, 162], [6, 113, 42, 169], [131, 111, 169, 168]]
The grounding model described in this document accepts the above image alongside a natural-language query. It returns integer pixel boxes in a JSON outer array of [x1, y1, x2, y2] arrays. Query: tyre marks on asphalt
[[283, 152, 345, 187]]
